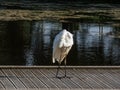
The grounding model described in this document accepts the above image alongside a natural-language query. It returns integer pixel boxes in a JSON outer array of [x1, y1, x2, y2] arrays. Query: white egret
[[52, 29, 74, 78]]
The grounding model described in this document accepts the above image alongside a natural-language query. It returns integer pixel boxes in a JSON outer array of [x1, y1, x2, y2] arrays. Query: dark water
[[0, 0, 120, 10], [0, 20, 120, 66]]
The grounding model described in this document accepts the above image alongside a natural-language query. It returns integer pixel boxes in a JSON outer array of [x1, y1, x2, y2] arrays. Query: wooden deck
[[0, 66, 120, 90]]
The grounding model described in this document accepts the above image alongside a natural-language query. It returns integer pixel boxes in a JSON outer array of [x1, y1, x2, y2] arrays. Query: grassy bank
[[0, 9, 119, 22]]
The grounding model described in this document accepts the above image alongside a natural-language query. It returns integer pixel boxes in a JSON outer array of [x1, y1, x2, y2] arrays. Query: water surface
[[0, 20, 120, 66], [0, 0, 120, 10]]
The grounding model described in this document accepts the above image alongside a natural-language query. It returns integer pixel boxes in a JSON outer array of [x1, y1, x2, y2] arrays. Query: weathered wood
[[21, 69, 47, 89], [1, 69, 25, 89], [85, 69, 111, 89], [40, 69, 69, 89], [0, 67, 120, 90], [31, 69, 58, 88], [60, 69, 82, 89], [0, 66, 120, 69], [11, 69, 36, 89], [97, 69, 120, 89], [0, 70, 16, 89]]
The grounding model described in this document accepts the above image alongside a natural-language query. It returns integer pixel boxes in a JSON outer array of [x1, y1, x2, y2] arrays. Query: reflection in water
[[24, 21, 39, 65], [25, 21, 62, 65], [0, 20, 119, 65], [0, 21, 25, 65], [76, 23, 111, 65]]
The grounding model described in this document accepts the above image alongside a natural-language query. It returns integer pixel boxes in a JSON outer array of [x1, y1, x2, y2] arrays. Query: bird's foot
[[63, 75, 72, 79], [56, 76, 64, 79], [56, 75, 72, 79]]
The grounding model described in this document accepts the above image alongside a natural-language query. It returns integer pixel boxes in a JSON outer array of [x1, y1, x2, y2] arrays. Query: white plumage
[[52, 29, 74, 78]]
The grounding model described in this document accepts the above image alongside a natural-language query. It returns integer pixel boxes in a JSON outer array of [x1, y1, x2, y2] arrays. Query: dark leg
[[56, 63, 60, 78], [64, 56, 71, 79], [64, 57, 67, 77]]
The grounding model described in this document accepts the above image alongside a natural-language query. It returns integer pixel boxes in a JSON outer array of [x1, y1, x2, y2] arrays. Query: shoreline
[[0, 9, 119, 22]]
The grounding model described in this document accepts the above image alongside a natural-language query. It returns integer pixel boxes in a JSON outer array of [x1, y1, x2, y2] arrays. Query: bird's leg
[[56, 63, 60, 78], [64, 54, 71, 79], [64, 57, 67, 77], [56, 47, 63, 79]]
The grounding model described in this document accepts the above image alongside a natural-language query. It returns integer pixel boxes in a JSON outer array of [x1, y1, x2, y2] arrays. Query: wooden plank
[[38, 69, 60, 89], [85, 69, 112, 89], [21, 69, 47, 89], [91, 69, 115, 88], [1, 69, 26, 89], [0, 67, 119, 90], [68, 69, 91, 89], [31, 69, 58, 88], [77, 69, 108, 89], [50, 69, 72, 89], [60, 69, 82, 89], [111, 69, 120, 80], [100, 69, 120, 88], [72, 69, 93, 89], [69, 71, 90, 89], [53, 69, 81, 89], [0, 70, 15, 89], [67, 69, 91, 89], [105, 73, 120, 88], [0, 81, 5, 89], [0, 66, 120, 69], [94, 69, 115, 89], [11, 69, 36, 89], [40, 69, 69, 89], [30, 69, 50, 88], [90, 69, 113, 89]]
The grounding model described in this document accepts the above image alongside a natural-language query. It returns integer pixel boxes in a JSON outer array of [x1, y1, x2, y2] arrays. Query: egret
[[52, 29, 74, 78]]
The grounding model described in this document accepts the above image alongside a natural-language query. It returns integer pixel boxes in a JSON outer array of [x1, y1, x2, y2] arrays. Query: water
[[0, 0, 120, 10], [0, 20, 120, 66]]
